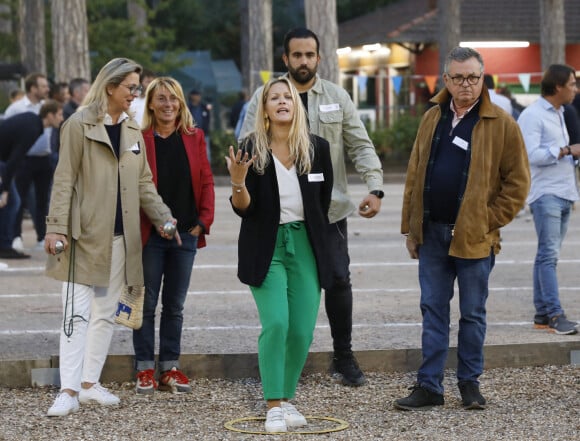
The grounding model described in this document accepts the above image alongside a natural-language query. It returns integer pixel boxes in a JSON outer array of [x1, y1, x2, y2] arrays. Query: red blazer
[[140, 127, 215, 248]]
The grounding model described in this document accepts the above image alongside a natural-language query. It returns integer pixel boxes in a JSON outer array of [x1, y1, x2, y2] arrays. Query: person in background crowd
[[133, 77, 215, 395], [12, 101, 63, 251], [229, 90, 248, 129], [49, 82, 70, 104], [497, 86, 525, 120], [517, 64, 580, 336], [44, 57, 176, 417], [240, 27, 384, 387], [0, 101, 63, 259], [63, 78, 90, 120], [9, 88, 24, 104], [483, 74, 513, 115], [187, 89, 211, 162], [4, 73, 49, 118], [396, 46, 529, 411], [132, 69, 156, 126], [230, 77, 333, 433]]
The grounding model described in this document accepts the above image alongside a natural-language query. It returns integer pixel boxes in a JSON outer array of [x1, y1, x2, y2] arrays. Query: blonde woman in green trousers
[[226, 77, 333, 433]]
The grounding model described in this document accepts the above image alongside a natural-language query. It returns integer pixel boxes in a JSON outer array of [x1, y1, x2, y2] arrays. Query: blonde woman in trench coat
[[44, 58, 177, 417]]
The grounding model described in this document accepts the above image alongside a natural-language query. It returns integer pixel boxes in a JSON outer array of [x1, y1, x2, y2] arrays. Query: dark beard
[[288, 65, 316, 85]]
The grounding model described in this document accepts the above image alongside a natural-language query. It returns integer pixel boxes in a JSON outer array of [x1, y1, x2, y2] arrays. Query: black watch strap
[[370, 190, 384, 199]]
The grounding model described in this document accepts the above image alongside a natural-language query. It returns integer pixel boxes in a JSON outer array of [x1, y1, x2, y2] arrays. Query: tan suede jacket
[[401, 87, 530, 259]]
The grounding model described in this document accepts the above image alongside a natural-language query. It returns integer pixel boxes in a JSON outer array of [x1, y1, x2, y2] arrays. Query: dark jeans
[[14, 156, 52, 241], [0, 162, 21, 249], [417, 221, 495, 394], [324, 218, 353, 355], [133, 232, 198, 372]]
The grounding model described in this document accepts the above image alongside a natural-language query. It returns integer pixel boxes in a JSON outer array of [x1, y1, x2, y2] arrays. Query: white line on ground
[[0, 321, 539, 335]]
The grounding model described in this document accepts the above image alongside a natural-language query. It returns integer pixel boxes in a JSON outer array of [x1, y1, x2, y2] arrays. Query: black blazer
[[232, 134, 333, 289]]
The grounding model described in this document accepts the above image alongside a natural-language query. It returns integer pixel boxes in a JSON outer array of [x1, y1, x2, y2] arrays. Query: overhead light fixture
[[362, 43, 382, 52], [460, 41, 530, 48], [337, 46, 352, 55]]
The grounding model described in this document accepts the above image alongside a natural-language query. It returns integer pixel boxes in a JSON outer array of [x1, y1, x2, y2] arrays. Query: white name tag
[[308, 173, 324, 182], [452, 136, 468, 151], [319, 103, 340, 112]]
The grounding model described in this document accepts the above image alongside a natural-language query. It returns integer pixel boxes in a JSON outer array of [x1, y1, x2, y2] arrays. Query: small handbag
[[114, 285, 145, 329]]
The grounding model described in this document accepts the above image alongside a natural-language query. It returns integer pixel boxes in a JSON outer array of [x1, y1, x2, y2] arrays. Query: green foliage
[[337, 0, 398, 22], [0, 0, 18, 62], [369, 113, 421, 163], [209, 129, 236, 171], [87, 0, 184, 77]]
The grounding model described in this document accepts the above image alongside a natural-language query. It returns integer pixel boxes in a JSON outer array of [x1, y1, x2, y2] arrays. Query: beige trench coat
[[45, 104, 171, 287]]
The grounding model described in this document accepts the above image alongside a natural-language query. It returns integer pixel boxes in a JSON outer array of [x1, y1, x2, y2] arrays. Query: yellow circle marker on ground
[[224, 415, 349, 435]]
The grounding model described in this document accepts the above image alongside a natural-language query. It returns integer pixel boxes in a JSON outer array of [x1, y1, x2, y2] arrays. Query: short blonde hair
[[141, 76, 195, 134], [79, 57, 142, 121]]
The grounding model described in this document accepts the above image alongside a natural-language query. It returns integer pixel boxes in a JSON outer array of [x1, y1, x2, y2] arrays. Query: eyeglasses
[[447, 74, 482, 86], [119, 83, 143, 96]]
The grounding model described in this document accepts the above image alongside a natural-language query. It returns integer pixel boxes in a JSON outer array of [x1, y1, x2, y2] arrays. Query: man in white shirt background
[[3, 73, 49, 118]]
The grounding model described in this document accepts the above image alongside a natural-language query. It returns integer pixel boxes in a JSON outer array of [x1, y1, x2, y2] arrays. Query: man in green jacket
[[396, 47, 530, 411]]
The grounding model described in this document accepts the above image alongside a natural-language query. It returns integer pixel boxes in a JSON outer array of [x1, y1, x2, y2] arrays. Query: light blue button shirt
[[517, 97, 579, 204]]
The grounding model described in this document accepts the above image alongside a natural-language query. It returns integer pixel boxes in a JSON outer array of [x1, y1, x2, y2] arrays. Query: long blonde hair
[[79, 57, 142, 121], [141, 76, 195, 134], [247, 77, 312, 175]]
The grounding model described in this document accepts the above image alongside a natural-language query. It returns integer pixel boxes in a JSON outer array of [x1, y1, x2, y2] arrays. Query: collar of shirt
[[104, 112, 129, 125], [449, 98, 479, 128]]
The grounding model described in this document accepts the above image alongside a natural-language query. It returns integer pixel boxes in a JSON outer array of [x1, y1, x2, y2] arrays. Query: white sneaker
[[35, 241, 45, 251], [47, 392, 79, 417], [265, 407, 287, 433], [12, 237, 23, 250], [281, 401, 307, 427], [79, 383, 120, 405]]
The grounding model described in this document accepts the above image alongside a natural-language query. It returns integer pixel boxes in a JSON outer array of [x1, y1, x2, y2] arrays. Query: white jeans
[[59, 236, 126, 391]]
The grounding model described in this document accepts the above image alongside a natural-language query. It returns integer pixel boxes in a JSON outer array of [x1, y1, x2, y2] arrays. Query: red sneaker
[[136, 369, 157, 395], [158, 367, 192, 393]]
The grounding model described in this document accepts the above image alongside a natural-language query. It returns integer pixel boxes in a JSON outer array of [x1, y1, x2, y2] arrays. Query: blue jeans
[[529, 194, 572, 318], [324, 218, 353, 355], [417, 221, 495, 394], [133, 232, 198, 372], [0, 162, 21, 249]]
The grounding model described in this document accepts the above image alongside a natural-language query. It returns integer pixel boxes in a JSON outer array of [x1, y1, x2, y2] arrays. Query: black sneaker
[[394, 384, 444, 411], [330, 354, 366, 386], [533, 313, 549, 329], [0, 248, 30, 259], [458, 381, 487, 410], [548, 314, 578, 335]]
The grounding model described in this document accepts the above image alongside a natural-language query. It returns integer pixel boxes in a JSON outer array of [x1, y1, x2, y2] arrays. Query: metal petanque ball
[[162, 222, 176, 238], [55, 240, 64, 254]]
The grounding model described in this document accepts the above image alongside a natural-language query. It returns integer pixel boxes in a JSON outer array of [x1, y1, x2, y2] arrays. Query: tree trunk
[[540, 0, 566, 70], [51, 0, 90, 82], [19, 0, 46, 74], [305, 0, 339, 84], [438, 0, 460, 85], [240, 0, 272, 95], [127, 0, 147, 41]]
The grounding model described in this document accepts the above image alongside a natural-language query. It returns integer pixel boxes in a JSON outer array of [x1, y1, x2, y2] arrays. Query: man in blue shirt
[[517, 64, 580, 335]]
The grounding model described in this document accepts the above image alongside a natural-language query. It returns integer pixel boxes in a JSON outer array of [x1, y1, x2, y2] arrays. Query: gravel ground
[[1, 365, 578, 441]]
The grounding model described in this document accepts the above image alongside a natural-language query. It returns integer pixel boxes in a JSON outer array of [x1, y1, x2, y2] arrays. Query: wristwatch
[[370, 190, 384, 199]]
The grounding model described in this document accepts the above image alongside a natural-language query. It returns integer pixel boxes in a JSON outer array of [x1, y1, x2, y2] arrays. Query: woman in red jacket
[[133, 77, 215, 394]]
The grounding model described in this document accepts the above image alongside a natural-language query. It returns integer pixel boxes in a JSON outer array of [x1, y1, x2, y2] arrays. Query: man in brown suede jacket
[[396, 47, 530, 411]]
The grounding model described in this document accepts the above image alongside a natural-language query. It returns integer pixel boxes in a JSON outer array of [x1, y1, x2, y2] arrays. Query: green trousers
[[250, 221, 321, 400]]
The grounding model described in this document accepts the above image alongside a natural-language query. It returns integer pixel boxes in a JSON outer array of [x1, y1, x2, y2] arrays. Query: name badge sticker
[[319, 103, 340, 112], [452, 136, 469, 151], [308, 173, 324, 182]]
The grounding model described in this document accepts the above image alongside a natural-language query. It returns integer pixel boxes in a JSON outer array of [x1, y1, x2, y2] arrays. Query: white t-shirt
[[273, 155, 304, 224]]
